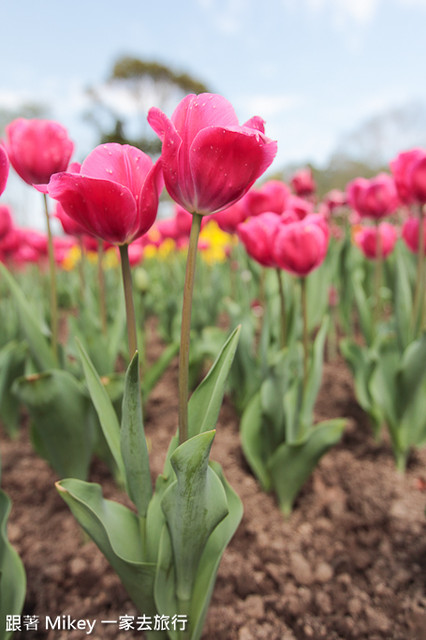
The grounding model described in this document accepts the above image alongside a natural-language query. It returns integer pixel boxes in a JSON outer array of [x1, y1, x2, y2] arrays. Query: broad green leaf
[[353, 269, 374, 345], [187, 326, 240, 439], [57, 479, 157, 616], [120, 352, 152, 517], [394, 244, 414, 351], [77, 340, 126, 481], [267, 419, 346, 516], [396, 333, 426, 413], [369, 338, 400, 428], [0, 263, 57, 370], [300, 316, 329, 430], [155, 461, 242, 640], [189, 461, 242, 640], [13, 369, 94, 480], [0, 490, 26, 640], [0, 341, 27, 437], [160, 431, 228, 603], [240, 392, 271, 490]]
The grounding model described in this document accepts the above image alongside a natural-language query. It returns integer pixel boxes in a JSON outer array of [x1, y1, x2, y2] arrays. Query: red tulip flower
[[47, 143, 162, 245], [0, 145, 9, 195], [208, 198, 249, 233], [390, 148, 425, 205], [5, 118, 74, 188], [347, 174, 399, 220], [402, 217, 426, 254], [354, 222, 398, 260], [290, 167, 316, 197], [237, 212, 282, 268], [273, 214, 329, 276], [148, 93, 277, 215], [244, 180, 290, 217], [0, 204, 13, 240]]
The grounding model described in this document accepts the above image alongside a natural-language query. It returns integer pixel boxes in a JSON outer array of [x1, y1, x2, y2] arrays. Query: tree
[[84, 55, 211, 155]]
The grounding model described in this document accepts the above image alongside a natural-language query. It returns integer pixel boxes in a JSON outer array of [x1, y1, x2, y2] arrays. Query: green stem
[[77, 237, 86, 302], [276, 268, 286, 349], [119, 244, 138, 359], [42, 194, 58, 359], [300, 277, 308, 392], [97, 239, 107, 335], [178, 212, 203, 446], [412, 204, 425, 335]]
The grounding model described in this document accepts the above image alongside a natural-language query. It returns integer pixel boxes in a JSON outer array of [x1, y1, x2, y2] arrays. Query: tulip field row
[[0, 94, 425, 640]]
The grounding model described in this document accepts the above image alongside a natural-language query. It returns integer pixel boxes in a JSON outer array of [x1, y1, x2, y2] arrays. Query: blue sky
[[1, 0, 426, 223]]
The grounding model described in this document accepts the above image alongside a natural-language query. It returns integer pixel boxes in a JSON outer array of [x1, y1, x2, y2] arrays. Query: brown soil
[[1, 332, 426, 640]]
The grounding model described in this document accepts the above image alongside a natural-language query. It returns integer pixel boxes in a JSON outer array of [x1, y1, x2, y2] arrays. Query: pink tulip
[[407, 151, 426, 204], [290, 167, 316, 197], [390, 148, 425, 205], [347, 174, 399, 219], [323, 189, 348, 214], [237, 212, 283, 268], [354, 223, 398, 260], [55, 201, 89, 237], [285, 194, 314, 220], [273, 214, 329, 276], [0, 145, 9, 195], [0, 204, 13, 240], [5, 118, 74, 188], [402, 217, 426, 254], [47, 143, 162, 245], [23, 229, 48, 255], [208, 198, 249, 233], [127, 242, 144, 266], [148, 93, 277, 215], [244, 180, 290, 217], [0, 227, 22, 255]]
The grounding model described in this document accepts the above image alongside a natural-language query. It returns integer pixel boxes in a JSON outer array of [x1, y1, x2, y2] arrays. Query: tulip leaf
[[267, 418, 346, 516], [76, 339, 126, 482], [0, 485, 26, 640], [160, 431, 228, 603], [396, 333, 426, 413], [120, 352, 152, 517], [189, 460, 243, 640], [13, 369, 94, 479], [0, 340, 27, 437], [56, 478, 157, 616], [240, 391, 271, 491], [394, 244, 414, 351], [155, 459, 242, 640], [353, 269, 374, 345], [187, 326, 240, 439], [300, 316, 329, 430], [0, 263, 57, 370]]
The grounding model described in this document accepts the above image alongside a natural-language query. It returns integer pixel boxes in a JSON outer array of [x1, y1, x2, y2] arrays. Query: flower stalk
[[42, 193, 58, 359], [119, 243, 138, 359], [178, 212, 203, 446]]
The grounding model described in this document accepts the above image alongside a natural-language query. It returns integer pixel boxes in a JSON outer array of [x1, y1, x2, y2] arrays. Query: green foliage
[[241, 318, 346, 514], [0, 457, 26, 640], [58, 331, 242, 640]]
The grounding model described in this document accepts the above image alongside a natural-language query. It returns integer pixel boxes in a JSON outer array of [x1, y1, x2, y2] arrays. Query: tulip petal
[[81, 143, 153, 202], [242, 116, 265, 133], [48, 173, 138, 245], [188, 126, 277, 214], [172, 94, 239, 146], [0, 146, 9, 196]]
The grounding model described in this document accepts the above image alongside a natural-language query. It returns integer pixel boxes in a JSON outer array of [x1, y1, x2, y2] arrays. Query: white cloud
[[195, 0, 248, 34], [239, 94, 303, 119]]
